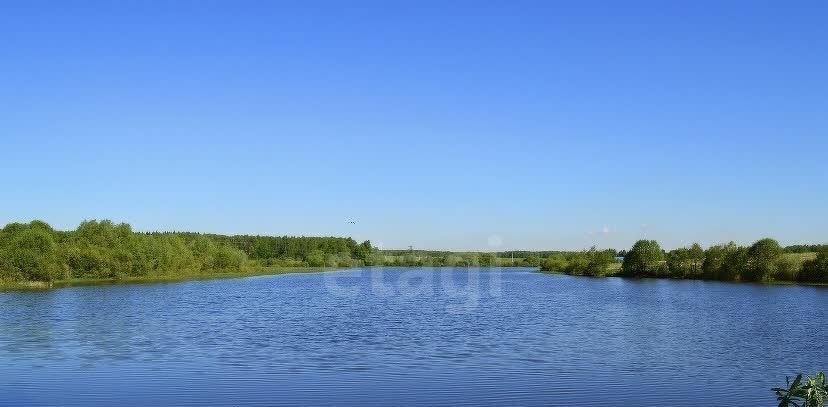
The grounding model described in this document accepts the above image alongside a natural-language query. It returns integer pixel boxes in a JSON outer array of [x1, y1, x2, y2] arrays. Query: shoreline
[[0, 266, 535, 292], [3, 266, 826, 292], [0, 267, 333, 292], [538, 269, 828, 287]]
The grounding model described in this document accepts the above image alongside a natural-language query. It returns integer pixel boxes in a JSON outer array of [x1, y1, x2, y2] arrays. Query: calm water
[[0, 267, 825, 406]]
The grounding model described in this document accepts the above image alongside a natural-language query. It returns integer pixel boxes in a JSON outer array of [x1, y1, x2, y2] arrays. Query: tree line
[[0, 220, 379, 283], [541, 238, 828, 283], [0, 219, 572, 285], [378, 252, 502, 267], [3, 219, 826, 285], [0, 220, 251, 283], [163, 232, 376, 268]]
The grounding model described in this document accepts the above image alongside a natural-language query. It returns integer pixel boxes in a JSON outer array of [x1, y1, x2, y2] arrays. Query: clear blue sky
[[1, 1, 826, 251]]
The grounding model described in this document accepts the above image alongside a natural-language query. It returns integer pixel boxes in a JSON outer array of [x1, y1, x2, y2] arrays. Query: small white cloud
[[602, 226, 610, 235]]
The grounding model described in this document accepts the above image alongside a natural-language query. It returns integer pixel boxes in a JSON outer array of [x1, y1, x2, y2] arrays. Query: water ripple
[[0, 268, 826, 406]]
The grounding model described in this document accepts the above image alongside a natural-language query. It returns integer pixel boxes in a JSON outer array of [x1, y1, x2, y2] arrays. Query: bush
[[306, 250, 326, 267], [0, 223, 66, 282], [523, 256, 541, 267], [540, 255, 570, 273], [540, 248, 615, 277], [667, 247, 690, 278], [580, 248, 615, 277], [702, 242, 745, 281], [773, 372, 828, 407], [666, 243, 705, 279], [479, 253, 496, 267], [721, 246, 748, 281], [212, 245, 247, 271]]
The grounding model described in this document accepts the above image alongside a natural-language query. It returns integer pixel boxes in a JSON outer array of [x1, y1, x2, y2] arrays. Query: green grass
[[606, 262, 623, 272], [0, 266, 331, 291], [783, 252, 817, 262]]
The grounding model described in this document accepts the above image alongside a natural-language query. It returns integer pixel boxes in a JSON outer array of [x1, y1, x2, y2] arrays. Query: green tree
[[667, 247, 690, 278], [1, 223, 66, 282], [799, 250, 828, 283], [353, 240, 373, 263], [581, 247, 615, 277], [745, 238, 782, 281], [366, 250, 385, 267], [443, 254, 462, 267], [212, 245, 247, 271], [428, 255, 445, 266], [462, 253, 480, 267], [190, 236, 218, 272], [666, 244, 704, 278], [523, 255, 541, 267], [540, 254, 569, 273], [721, 245, 748, 281], [702, 242, 741, 280], [540, 248, 614, 277], [621, 240, 665, 277], [687, 243, 705, 277], [479, 253, 496, 267], [703, 243, 727, 280], [306, 249, 326, 267], [335, 252, 354, 267]]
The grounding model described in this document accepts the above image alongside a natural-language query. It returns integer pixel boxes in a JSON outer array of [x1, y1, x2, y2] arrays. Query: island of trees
[[1, 219, 826, 287]]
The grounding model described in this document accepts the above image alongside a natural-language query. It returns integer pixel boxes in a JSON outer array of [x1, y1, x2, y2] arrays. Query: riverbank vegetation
[[0, 220, 251, 285], [541, 238, 828, 284], [0, 219, 550, 287], [376, 250, 539, 267], [0, 220, 375, 286], [773, 372, 827, 407], [538, 248, 618, 277], [3, 220, 826, 287]]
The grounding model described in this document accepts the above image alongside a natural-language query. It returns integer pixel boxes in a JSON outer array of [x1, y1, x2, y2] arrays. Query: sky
[[1, 0, 826, 251]]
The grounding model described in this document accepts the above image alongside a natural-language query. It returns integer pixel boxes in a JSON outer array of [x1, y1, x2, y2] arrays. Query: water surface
[[1, 267, 825, 406]]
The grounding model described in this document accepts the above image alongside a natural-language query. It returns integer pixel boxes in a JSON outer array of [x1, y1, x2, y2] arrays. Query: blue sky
[[1, 0, 826, 251]]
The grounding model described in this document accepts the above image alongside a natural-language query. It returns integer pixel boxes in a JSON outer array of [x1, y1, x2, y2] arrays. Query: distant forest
[[1, 219, 826, 285]]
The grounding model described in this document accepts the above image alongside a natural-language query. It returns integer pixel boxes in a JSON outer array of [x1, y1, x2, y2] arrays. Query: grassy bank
[[0, 266, 330, 291]]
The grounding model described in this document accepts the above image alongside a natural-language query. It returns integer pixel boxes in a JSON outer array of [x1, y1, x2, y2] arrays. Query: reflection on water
[[0, 268, 826, 406]]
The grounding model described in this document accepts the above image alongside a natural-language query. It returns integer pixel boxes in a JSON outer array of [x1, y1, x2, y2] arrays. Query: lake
[[0, 267, 825, 406]]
